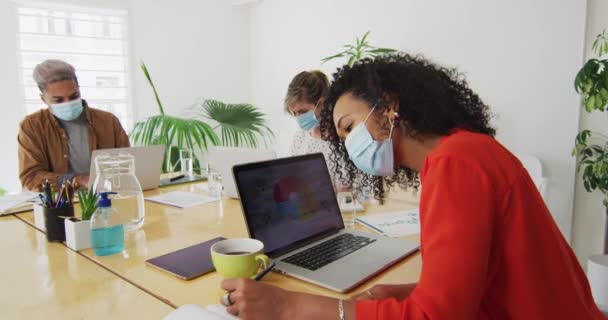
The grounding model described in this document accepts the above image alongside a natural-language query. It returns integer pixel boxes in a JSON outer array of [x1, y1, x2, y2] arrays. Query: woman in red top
[[221, 54, 605, 319]]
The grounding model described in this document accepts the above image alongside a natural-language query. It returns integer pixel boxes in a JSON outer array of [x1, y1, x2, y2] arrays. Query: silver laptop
[[233, 153, 419, 292], [208, 146, 276, 199], [89, 145, 165, 191]]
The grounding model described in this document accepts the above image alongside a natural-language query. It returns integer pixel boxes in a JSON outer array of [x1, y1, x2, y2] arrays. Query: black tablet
[[146, 237, 226, 280]]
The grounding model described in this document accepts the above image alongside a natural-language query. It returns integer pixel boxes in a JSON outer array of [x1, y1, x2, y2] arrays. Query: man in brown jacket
[[18, 59, 130, 191]]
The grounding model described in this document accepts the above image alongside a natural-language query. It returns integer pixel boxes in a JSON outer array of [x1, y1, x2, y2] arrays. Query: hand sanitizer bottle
[[90, 192, 124, 256]]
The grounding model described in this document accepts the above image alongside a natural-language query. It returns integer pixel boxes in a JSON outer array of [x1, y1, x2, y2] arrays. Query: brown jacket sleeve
[[18, 119, 59, 191], [112, 115, 130, 148]]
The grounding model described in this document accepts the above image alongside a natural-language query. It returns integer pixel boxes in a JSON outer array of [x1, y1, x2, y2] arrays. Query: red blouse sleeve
[[356, 156, 496, 319]]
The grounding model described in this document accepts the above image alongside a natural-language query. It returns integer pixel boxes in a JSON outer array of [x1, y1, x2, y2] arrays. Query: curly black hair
[[319, 53, 496, 203]]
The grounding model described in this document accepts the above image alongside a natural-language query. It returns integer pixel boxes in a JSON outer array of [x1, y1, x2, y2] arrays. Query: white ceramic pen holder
[[33, 204, 46, 232], [64, 218, 92, 251]]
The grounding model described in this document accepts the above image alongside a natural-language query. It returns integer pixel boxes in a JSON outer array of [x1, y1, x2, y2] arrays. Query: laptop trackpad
[[301, 246, 397, 292]]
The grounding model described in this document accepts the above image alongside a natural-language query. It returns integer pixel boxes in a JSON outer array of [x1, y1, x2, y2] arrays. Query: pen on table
[[221, 262, 276, 306], [170, 174, 185, 182]]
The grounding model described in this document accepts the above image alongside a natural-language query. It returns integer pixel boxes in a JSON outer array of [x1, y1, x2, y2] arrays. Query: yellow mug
[[210, 238, 270, 279]]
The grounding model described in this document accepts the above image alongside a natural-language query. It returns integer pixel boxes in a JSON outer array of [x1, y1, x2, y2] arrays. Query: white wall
[[249, 0, 587, 242], [572, 0, 608, 266], [128, 0, 250, 120], [0, 0, 26, 192]]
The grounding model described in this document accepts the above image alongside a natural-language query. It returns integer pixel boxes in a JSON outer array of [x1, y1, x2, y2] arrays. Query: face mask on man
[[50, 98, 84, 121], [295, 101, 321, 131], [344, 104, 395, 176]]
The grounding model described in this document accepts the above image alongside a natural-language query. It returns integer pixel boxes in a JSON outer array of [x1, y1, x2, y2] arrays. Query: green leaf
[[368, 48, 398, 54], [360, 30, 371, 45], [78, 188, 99, 221], [140, 61, 165, 116], [586, 95, 596, 112], [596, 93, 604, 109], [347, 55, 356, 67], [574, 68, 585, 92], [321, 52, 346, 64], [197, 99, 273, 148]]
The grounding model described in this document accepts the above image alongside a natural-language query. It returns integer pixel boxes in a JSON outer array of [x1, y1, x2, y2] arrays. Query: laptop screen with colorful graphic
[[233, 153, 344, 256]]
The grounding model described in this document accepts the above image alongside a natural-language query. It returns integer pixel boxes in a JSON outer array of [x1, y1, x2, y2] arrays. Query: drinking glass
[[208, 172, 223, 199], [180, 149, 194, 176], [337, 191, 359, 229]]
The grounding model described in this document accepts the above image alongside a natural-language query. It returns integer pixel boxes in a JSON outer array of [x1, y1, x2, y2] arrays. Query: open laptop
[[89, 145, 165, 191], [208, 146, 276, 199], [233, 153, 419, 292]]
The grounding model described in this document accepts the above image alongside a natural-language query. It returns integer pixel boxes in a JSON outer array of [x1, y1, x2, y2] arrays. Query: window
[[16, 2, 133, 131]]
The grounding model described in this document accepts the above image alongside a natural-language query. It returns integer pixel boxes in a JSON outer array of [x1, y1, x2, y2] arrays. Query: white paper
[[163, 304, 238, 320], [206, 305, 239, 320], [0, 192, 39, 215], [145, 191, 218, 208], [356, 209, 420, 237]]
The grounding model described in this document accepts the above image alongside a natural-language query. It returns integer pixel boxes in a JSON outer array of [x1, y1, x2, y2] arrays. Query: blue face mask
[[344, 105, 395, 176], [50, 98, 84, 121], [295, 103, 319, 131]]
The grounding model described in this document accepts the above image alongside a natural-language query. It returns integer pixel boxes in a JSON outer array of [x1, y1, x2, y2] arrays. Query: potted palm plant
[[321, 31, 397, 66], [130, 62, 273, 173], [64, 188, 98, 251]]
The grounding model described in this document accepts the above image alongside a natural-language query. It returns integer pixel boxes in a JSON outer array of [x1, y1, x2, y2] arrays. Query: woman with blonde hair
[[285, 70, 343, 186]]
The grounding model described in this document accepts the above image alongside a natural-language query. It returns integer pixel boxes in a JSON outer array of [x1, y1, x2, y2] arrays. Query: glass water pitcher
[[92, 152, 145, 231]]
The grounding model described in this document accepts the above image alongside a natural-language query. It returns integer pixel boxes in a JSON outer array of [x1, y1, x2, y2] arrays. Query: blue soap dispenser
[[90, 191, 124, 256]]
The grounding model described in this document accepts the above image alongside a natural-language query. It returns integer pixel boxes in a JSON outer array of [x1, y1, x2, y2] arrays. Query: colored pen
[[43, 179, 53, 207], [65, 182, 71, 204], [38, 194, 48, 208], [57, 198, 66, 208], [55, 184, 65, 208]]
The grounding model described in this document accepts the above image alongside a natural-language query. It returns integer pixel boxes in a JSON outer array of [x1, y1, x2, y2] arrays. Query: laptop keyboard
[[282, 234, 376, 271]]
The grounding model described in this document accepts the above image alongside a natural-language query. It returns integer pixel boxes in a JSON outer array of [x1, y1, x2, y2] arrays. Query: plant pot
[[43, 205, 74, 242], [588, 255, 608, 314], [33, 204, 45, 232], [64, 217, 91, 251]]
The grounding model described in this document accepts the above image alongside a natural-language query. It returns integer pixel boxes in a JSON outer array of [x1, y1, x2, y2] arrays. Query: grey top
[[57, 112, 90, 175]]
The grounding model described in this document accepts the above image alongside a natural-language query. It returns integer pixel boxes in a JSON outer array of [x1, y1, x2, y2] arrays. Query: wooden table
[[16, 182, 422, 311], [0, 215, 173, 319]]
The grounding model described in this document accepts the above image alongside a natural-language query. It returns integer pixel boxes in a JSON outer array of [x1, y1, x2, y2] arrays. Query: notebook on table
[[163, 304, 238, 320], [233, 153, 420, 293], [145, 191, 218, 208], [355, 210, 420, 238], [0, 192, 40, 216]]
